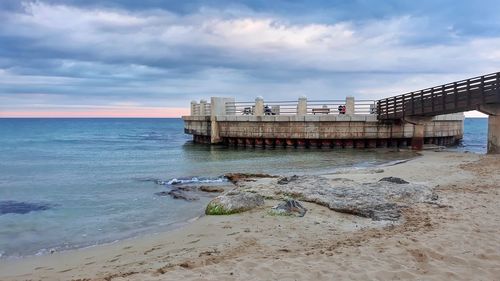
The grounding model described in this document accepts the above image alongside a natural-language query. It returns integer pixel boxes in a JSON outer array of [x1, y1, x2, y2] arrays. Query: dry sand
[[0, 151, 499, 281]]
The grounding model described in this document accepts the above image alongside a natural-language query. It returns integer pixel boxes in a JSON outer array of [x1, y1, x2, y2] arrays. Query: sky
[[0, 0, 499, 117]]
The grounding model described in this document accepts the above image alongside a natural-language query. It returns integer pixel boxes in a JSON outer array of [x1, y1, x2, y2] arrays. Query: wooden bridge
[[377, 72, 500, 153]]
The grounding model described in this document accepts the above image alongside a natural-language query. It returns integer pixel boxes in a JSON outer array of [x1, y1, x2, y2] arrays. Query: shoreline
[[1, 150, 499, 280], [0, 213, 206, 262], [0, 150, 417, 261]]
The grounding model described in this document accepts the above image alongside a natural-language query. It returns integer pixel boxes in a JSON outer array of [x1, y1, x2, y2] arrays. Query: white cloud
[[4, 1, 500, 73], [0, 1, 499, 115]]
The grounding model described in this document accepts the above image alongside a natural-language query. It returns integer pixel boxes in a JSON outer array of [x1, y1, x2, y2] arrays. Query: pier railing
[[377, 72, 500, 119], [190, 96, 376, 116], [224, 98, 376, 116], [190, 100, 211, 116], [225, 100, 303, 115], [354, 100, 378, 114], [306, 100, 344, 115]]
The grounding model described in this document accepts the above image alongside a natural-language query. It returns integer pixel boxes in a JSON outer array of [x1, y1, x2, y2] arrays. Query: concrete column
[[405, 116, 433, 151], [478, 104, 500, 154], [297, 95, 307, 115], [488, 115, 500, 154], [412, 123, 425, 150], [210, 97, 235, 144], [199, 99, 207, 116], [210, 97, 235, 116], [255, 96, 264, 116], [190, 100, 199, 116], [345, 96, 355, 115]]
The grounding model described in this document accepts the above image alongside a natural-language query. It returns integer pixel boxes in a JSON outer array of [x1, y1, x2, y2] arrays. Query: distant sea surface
[[0, 118, 487, 258]]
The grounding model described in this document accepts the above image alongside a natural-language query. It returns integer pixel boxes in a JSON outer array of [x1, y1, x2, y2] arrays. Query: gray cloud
[[0, 1, 499, 116]]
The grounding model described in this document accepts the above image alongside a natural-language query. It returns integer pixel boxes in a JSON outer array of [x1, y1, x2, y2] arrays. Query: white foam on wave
[[159, 176, 228, 185]]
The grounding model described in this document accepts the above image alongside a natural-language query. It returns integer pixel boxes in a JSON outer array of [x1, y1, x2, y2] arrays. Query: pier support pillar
[[479, 104, 500, 154], [412, 124, 425, 150], [297, 96, 307, 115], [405, 116, 432, 151], [488, 115, 500, 154], [255, 96, 264, 116]]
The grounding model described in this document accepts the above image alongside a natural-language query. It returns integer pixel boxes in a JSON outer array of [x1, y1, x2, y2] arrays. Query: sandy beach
[[0, 150, 499, 281]]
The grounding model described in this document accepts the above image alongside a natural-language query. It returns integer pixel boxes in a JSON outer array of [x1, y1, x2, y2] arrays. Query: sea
[[0, 118, 488, 259]]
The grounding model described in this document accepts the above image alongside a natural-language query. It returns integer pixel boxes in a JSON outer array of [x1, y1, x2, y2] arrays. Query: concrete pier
[[183, 96, 464, 150]]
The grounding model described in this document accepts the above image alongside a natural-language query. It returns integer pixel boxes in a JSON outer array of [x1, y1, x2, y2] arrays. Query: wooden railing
[[377, 72, 500, 120]]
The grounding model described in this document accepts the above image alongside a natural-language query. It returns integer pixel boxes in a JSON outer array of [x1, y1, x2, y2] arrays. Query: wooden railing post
[[481, 76, 485, 104], [441, 85, 446, 111], [431, 88, 435, 113], [497, 73, 500, 102], [420, 90, 424, 114], [385, 99, 389, 119], [402, 94, 406, 118], [454, 82, 458, 111], [467, 79, 471, 107]]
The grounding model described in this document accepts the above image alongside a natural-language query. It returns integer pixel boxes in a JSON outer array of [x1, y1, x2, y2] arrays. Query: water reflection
[[180, 141, 418, 177]]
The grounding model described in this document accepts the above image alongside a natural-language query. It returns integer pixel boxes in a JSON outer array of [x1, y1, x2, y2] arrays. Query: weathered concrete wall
[[183, 113, 464, 147], [183, 116, 211, 137]]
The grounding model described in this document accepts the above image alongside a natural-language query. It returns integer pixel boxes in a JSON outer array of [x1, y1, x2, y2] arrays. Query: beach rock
[[176, 185, 198, 192], [205, 191, 264, 215], [154, 191, 169, 197], [199, 186, 225, 193], [379, 177, 409, 184], [270, 199, 307, 217], [168, 189, 199, 201], [225, 173, 278, 184], [241, 175, 434, 221], [154, 190, 199, 201], [277, 175, 299, 185]]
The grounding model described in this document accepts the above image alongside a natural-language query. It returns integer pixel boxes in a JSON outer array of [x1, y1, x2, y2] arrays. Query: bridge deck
[[377, 72, 500, 120]]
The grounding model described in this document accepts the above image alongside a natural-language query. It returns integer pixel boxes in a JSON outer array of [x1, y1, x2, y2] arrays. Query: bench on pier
[[312, 107, 330, 115]]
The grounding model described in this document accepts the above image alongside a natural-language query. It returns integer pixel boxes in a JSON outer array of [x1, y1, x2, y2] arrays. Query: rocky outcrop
[[379, 177, 409, 184], [154, 189, 199, 201], [270, 199, 307, 217], [224, 173, 278, 184], [168, 189, 199, 201], [199, 186, 225, 193], [205, 191, 265, 215], [277, 175, 299, 185], [241, 175, 436, 221]]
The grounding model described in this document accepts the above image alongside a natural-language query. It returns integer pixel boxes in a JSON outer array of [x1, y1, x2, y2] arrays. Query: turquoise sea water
[[0, 118, 487, 258], [460, 118, 488, 153]]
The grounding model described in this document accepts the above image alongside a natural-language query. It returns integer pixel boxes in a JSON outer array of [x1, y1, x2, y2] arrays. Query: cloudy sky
[[0, 0, 499, 117]]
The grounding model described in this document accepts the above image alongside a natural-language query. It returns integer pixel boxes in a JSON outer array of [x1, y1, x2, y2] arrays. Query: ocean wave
[[155, 176, 228, 186]]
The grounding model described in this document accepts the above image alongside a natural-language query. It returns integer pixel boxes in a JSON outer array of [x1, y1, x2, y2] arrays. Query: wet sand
[[0, 151, 499, 281]]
